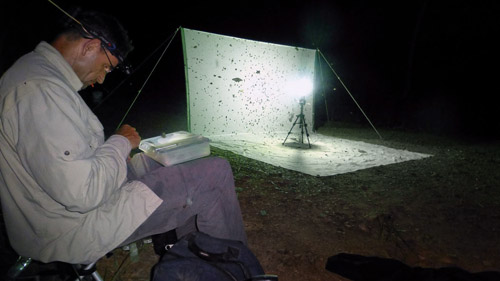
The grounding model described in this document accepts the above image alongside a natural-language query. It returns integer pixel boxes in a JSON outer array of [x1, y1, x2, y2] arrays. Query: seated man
[[0, 9, 247, 264]]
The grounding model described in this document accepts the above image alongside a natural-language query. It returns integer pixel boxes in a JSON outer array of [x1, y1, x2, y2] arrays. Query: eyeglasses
[[101, 45, 115, 73]]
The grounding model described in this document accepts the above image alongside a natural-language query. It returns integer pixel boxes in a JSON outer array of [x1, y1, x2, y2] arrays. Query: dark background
[[1, 0, 499, 139]]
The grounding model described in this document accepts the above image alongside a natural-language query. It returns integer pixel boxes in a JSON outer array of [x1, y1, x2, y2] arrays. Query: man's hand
[[116, 124, 141, 149]]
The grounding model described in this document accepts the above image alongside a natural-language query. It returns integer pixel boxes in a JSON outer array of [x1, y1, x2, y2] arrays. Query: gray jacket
[[0, 42, 162, 264]]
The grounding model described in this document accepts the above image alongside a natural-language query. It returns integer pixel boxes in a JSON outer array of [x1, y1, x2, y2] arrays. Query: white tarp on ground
[[207, 133, 431, 177]]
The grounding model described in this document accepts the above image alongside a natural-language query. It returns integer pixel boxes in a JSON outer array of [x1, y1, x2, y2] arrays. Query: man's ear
[[82, 38, 102, 58]]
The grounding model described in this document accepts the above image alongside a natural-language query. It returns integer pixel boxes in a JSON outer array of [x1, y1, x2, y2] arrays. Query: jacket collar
[[35, 41, 84, 91]]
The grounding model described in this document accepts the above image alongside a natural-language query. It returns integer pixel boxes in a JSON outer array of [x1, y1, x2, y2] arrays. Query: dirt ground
[[89, 122, 500, 281], [2, 122, 499, 280]]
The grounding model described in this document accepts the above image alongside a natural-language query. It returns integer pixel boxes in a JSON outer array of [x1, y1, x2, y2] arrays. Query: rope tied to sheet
[[116, 27, 180, 130], [317, 49, 383, 140]]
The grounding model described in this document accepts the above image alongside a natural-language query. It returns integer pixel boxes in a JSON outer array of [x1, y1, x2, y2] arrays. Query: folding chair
[[6, 256, 103, 281]]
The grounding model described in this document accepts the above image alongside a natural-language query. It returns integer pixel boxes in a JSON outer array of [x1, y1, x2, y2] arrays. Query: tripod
[[282, 97, 311, 148]]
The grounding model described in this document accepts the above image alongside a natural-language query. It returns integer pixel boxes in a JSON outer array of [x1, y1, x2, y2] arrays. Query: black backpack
[[152, 232, 278, 281]]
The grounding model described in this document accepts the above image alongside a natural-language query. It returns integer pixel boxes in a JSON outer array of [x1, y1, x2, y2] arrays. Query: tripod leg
[[299, 116, 305, 144], [304, 122, 311, 148], [282, 115, 300, 145], [301, 115, 312, 148]]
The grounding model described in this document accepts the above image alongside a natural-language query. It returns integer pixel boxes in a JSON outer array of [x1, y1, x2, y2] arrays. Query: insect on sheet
[[181, 28, 316, 137]]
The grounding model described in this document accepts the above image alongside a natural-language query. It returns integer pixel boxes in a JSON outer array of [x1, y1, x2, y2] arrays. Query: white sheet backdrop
[[182, 28, 316, 136]]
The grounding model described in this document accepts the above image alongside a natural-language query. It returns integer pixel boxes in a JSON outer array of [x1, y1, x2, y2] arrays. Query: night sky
[[2, 0, 499, 138]]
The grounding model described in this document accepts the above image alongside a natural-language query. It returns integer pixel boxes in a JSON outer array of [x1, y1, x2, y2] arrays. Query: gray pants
[[120, 155, 247, 246]]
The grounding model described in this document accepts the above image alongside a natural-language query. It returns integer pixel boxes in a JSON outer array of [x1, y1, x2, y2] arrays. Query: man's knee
[[193, 156, 231, 173], [198, 157, 235, 190], [210, 157, 231, 171]]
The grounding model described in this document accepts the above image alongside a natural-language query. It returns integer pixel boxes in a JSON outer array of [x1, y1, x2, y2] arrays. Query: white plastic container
[[139, 131, 210, 166]]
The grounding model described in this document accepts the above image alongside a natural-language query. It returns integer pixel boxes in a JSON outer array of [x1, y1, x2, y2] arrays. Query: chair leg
[[6, 256, 103, 281], [73, 261, 103, 281], [6, 256, 32, 280], [91, 270, 104, 281]]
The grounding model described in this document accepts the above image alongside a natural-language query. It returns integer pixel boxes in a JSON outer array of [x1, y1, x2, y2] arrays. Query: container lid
[[139, 131, 209, 153]]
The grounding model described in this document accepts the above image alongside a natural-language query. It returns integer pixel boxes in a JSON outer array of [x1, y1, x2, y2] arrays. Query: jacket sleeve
[[14, 80, 131, 213]]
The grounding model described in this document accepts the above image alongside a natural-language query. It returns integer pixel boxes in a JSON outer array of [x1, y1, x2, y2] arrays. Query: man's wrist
[[106, 134, 132, 157]]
